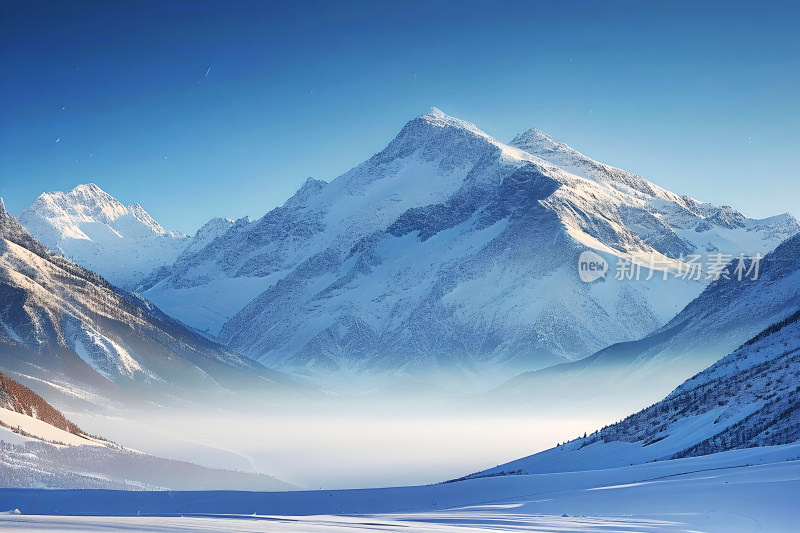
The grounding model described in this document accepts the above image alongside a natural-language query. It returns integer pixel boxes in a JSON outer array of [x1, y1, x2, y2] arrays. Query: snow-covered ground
[[0, 408, 104, 447], [1, 444, 799, 532]]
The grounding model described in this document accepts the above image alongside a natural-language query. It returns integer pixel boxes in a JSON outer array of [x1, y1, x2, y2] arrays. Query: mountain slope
[[0, 371, 96, 446], [0, 371, 295, 490], [0, 439, 297, 490], [143, 109, 797, 382], [497, 231, 800, 407], [19, 184, 188, 289], [477, 309, 800, 478], [510, 127, 799, 257], [0, 198, 301, 408]]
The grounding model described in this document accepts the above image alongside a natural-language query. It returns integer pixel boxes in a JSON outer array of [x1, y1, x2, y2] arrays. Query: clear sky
[[1, 0, 798, 234]]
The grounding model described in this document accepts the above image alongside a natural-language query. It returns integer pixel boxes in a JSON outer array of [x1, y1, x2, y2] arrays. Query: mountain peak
[[178, 216, 235, 259], [233, 215, 252, 228], [0, 197, 14, 232], [521, 127, 553, 141], [67, 183, 120, 206], [425, 107, 447, 119], [416, 107, 479, 131], [197, 216, 235, 233], [73, 182, 104, 194], [375, 107, 502, 163], [0, 197, 18, 228], [285, 178, 327, 208], [27, 183, 129, 226], [19, 184, 188, 288], [510, 127, 568, 155]]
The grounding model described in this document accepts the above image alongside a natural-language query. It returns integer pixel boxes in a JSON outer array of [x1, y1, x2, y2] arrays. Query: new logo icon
[[578, 251, 608, 283]]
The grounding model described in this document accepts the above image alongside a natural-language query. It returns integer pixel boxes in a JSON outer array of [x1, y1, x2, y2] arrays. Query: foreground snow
[[2, 445, 799, 532], [0, 513, 704, 532]]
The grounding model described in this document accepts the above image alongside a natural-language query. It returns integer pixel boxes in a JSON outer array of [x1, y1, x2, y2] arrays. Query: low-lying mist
[[68, 393, 627, 489]]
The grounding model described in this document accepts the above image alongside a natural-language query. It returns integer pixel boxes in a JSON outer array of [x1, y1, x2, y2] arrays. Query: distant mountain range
[[17, 109, 799, 384], [19, 184, 189, 289]]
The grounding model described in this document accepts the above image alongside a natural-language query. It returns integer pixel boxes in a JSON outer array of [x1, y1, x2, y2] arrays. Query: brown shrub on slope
[[0, 372, 83, 435]]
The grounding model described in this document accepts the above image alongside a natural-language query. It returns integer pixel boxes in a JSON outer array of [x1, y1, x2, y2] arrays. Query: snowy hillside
[[0, 199, 301, 408], [141, 109, 797, 381], [19, 184, 189, 289], [0, 371, 294, 491], [0, 440, 296, 491], [480, 310, 800, 477], [0, 371, 104, 447]]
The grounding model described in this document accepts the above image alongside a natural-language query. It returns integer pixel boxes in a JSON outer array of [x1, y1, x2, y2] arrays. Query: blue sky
[[1, 0, 798, 233]]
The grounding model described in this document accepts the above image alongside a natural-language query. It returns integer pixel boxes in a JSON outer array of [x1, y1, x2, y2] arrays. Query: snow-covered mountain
[[0, 198, 300, 408], [509, 126, 799, 257], [141, 109, 798, 381], [19, 184, 189, 289], [476, 309, 800, 478], [497, 230, 800, 408]]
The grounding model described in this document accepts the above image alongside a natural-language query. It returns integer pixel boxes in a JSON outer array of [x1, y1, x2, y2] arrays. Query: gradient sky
[[1, 0, 798, 234]]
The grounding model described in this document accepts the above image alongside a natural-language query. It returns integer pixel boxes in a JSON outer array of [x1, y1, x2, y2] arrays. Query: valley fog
[[68, 399, 615, 489]]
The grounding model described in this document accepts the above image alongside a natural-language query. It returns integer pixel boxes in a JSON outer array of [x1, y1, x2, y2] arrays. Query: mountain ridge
[[204, 110, 797, 381], [16, 110, 800, 385]]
